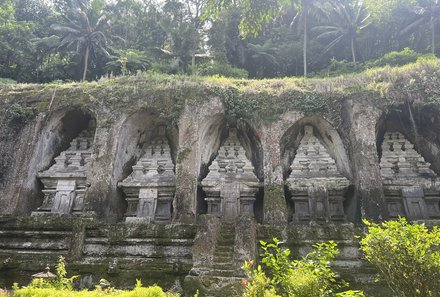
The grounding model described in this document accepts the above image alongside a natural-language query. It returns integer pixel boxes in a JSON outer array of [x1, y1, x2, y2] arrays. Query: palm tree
[[290, 0, 325, 77], [247, 40, 279, 77], [401, 0, 440, 55], [313, 0, 370, 65], [51, 0, 110, 81], [204, 0, 322, 77]]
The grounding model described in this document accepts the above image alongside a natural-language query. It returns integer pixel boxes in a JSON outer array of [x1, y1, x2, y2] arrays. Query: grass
[[0, 57, 439, 125]]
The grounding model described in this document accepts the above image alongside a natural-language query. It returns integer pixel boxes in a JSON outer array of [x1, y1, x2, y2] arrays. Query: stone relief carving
[[286, 125, 350, 222], [201, 128, 260, 221], [34, 129, 94, 215], [380, 132, 440, 219], [118, 125, 175, 223]]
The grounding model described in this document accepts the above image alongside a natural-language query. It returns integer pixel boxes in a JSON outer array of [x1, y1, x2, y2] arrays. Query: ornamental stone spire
[[380, 132, 440, 219], [201, 128, 260, 221], [286, 126, 350, 222], [34, 128, 94, 215], [118, 125, 175, 223]]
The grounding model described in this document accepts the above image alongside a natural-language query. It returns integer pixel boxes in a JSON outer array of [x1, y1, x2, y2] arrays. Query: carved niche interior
[[380, 132, 440, 219], [118, 125, 175, 224], [35, 128, 94, 215], [201, 128, 260, 220], [286, 125, 350, 222]]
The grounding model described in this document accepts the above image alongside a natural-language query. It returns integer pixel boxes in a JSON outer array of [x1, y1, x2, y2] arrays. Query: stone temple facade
[[1, 84, 440, 296], [380, 132, 440, 220]]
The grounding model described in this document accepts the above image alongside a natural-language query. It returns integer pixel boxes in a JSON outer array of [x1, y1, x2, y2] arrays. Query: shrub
[[360, 218, 440, 297], [13, 259, 178, 297], [0, 78, 16, 85], [13, 283, 178, 297], [242, 238, 364, 297], [318, 59, 363, 77], [242, 262, 280, 297], [366, 48, 421, 68], [198, 62, 249, 78], [317, 48, 432, 77]]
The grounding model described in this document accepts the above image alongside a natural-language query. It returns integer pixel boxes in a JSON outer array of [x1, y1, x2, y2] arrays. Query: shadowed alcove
[[111, 109, 178, 222], [26, 107, 96, 214], [197, 115, 264, 222], [280, 116, 354, 222]]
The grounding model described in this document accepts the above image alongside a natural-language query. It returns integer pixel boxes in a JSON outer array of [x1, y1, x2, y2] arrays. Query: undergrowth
[[11, 257, 179, 297], [0, 58, 439, 126]]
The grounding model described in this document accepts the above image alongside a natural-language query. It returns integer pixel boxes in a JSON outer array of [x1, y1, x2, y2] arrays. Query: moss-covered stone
[[263, 184, 288, 226]]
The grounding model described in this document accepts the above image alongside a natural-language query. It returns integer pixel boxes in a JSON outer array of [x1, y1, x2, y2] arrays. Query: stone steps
[[217, 235, 234, 242], [206, 269, 236, 277], [184, 222, 245, 296], [209, 223, 236, 278], [212, 255, 231, 263], [212, 262, 233, 270], [216, 242, 234, 252]]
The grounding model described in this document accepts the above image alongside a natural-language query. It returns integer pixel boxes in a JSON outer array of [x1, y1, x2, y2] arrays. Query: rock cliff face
[[0, 72, 439, 296]]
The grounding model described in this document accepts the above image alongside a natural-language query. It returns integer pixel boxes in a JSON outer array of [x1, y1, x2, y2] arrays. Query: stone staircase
[[184, 221, 246, 296], [209, 222, 236, 277]]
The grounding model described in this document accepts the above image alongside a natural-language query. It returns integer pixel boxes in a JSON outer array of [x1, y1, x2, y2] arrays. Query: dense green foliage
[[242, 239, 365, 297], [316, 48, 436, 76], [0, 0, 440, 82], [360, 218, 440, 297], [1, 57, 440, 127], [13, 283, 178, 297], [11, 257, 179, 297]]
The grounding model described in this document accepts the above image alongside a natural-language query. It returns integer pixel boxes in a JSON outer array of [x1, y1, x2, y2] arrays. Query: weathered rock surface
[[0, 75, 439, 296]]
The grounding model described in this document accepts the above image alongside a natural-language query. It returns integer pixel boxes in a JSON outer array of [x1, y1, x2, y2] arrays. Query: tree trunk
[[351, 37, 357, 65], [303, 5, 308, 77], [191, 51, 196, 75], [432, 16, 436, 55], [82, 45, 90, 82]]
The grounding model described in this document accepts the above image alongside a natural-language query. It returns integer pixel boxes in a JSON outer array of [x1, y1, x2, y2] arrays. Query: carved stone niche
[[380, 132, 440, 220], [33, 129, 94, 216], [201, 128, 260, 221], [286, 126, 350, 222], [118, 125, 175, 224]]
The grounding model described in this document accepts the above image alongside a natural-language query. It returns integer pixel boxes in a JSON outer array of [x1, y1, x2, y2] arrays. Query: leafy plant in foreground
[[242, 238, 364, 297], [360, 218, 440, 297]]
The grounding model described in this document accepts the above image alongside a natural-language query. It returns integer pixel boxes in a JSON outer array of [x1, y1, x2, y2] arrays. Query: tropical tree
[[314, 0, 370, 65], [290, 0, 327, 76], [105, 0, 167, 50], [0, 0, 37, 81], [51, 0, 110, 81], [247, 40, 279, 77], [204, 0, 326, 77], [401, 0, 440, 55], [105, 49, 152, 76]]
